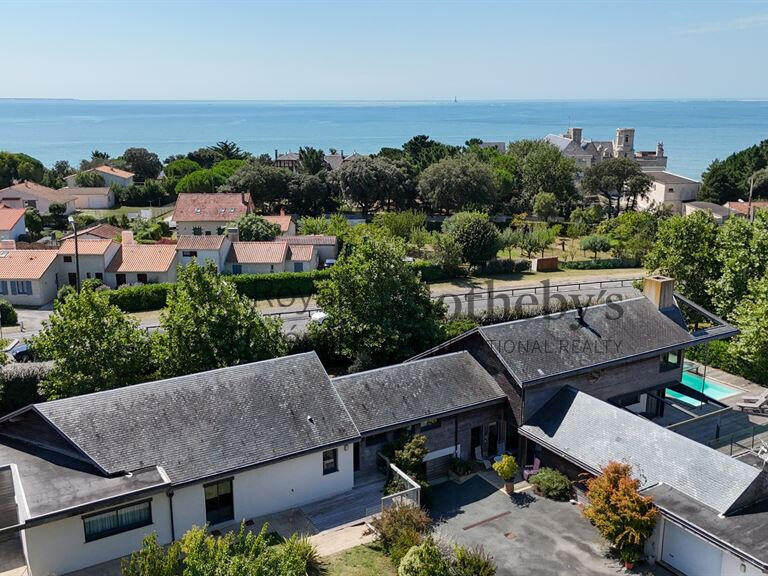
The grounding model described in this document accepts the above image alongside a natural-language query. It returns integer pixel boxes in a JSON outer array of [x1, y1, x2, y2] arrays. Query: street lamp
[[67, 216, 81, 293]]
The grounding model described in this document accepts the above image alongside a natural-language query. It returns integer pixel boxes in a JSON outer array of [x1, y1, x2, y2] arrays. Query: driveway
[[429, 476, 663, 576]]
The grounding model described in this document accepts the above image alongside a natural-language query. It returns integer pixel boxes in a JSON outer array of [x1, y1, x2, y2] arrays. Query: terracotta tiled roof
[[0, 250, 58, 279], [106, 244, 177, 273], [228, 242, 287, 264], [279, 235, 337, 246], [58, 238, 115, 256], [0, 207, 25, 231], [173, 193, 249, 223], [724, 201, 768, 215], [288, 244, 314, 261], [60, 223, 124, 241], [0, 181, 75, 203], [94, 165, 134, 179], [176, 235, 227, 251], [263, 214, 293, 233], [61, 186, 111, 196]]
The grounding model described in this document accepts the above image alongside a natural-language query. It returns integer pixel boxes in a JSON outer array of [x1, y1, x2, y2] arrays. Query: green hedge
[[410, 260, 462, 283], [0, 299, 17, 326], [560, 257, 641, 270], [106, 283, 173, 313], [0, 362, 50, 416], [227, 269, 333, 300], [471, 258, 531, 276]]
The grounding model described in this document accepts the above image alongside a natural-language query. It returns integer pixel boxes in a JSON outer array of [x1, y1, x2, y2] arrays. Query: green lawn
[[325, 544, 396, 576], [79, 203, 175, 221], [497, 236, 614, 262]]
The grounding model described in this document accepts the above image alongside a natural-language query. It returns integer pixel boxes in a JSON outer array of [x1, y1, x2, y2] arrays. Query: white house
[[105, 240, 178, 286], [62, 186, 116, 209], [0, 207, 27, 241], [0, 181, 76, 215], [639, 171, 701, 213], [225, 241, 318, 274], [172, 193, 249, 236], [0, 249, 59, 306], [0, 353, 358, 576], [57, 238, 120, 287], [65, 165, 134, 188], [175, 234, 232, 273]]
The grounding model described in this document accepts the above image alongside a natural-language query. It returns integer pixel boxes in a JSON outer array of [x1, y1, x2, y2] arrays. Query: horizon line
[[2, 97, 768, 104]]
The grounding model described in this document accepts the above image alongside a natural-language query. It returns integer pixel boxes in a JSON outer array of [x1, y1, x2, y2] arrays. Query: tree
[[234, 213, 281, 241], [729, 273, 768, 383], [582, 157, 651, 217], [532, 191, 557, 222], [122, 147, 163, 181], [30, 286, 153, 400], [298, 147, 328, 175], [153, 261, 286, 378], [596, 210, 663, 261], [0, 152, 46, 187], [208, 140, 249, 160], [211, 158, 247, 180], [418, 157, 498, 213], [583, 462, 659, 565], [507, 140, 578, 216], [334, 157, 408, 216], [499, 227, 521, 260], [644, 211, 720, 308], [164, 158, 201, 179], [287, 172, 336, 215], [75, 170, 106, 187], [699, 140, 768, 204], [579, 235, 612, 260], [431, 233, 464, 273], [175, 169, 226, 194], [121, 533, 180, 576], [310, 235, 444, 369], [372, 210, 427, 240], [402, 134, 460, 170], [221, 162, 292, 211], [23, 207, 44, 240], [187, 147, 223, 168], [442, 212, 500, 266]]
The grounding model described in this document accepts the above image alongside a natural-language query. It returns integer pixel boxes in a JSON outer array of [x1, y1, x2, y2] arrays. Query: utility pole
[[68, 216, 81, 293], [748, 173, 755, 223]]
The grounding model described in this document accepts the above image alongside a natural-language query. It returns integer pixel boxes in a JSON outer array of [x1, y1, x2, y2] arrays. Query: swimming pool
[[666, 372, 741, 406]]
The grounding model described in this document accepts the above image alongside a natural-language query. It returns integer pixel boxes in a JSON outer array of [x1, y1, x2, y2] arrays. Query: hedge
[[410, 260, 462, 283], [0, 299, 17, 326], [227, 269, 333, 300], [560, 257, 642, 270], [0, 362, 50, 416], [106, 283, 173, 313], [471, 258, 530, 276]]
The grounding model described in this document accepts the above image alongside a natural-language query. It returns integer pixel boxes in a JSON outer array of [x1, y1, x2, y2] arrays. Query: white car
[[309, 311, 328, 325]]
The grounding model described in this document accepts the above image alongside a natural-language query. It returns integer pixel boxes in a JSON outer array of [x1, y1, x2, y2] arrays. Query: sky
[[2, 0, 768, 100]]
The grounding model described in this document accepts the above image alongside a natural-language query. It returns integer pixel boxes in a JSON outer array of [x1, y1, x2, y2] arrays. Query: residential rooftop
[[173, 193, 249, 222], [105, 243, 177, 273], [0, 207, 25, 231], [0, 250, 59, 279]]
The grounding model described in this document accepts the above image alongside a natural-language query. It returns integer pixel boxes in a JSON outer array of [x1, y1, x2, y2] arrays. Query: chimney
[[643, 275, 675, 310], [341, 149, 345, 159], [121, 231, 135, 245], [656, 142, 664, 157], [227, 227, 239, 243], [274, 149, 278, 162], [567, 127, 582, 144], [279, 207, 285, 216]]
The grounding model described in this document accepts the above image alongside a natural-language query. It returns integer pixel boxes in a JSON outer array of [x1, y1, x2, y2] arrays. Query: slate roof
[[0, 207, 25, 231], [519, 387, 763, 515], [173, 193, 248, 222], [333, 351, 506, 434], [0, 250, 59, 279], [647, 171, 699, 185], [478, 297, 695, 385], [106, 243, 177, 273], [28, 352, 359, 484]]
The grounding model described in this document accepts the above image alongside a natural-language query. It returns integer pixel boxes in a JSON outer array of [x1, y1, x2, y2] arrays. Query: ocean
[[1, 99, 767, 179]]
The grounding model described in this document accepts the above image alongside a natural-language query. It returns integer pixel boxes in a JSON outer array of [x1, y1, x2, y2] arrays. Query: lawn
[[497, 236, 614, 262], [79, 203, 175, 220], [325, 544, 396, 576]]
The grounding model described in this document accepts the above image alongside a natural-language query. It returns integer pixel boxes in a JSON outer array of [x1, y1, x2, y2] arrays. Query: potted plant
[[492, 454, 519, 494], [619, 545, 642, 571]]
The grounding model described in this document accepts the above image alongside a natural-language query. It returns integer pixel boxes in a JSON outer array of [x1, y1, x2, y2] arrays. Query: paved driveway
[[429, 476, 660, 576]]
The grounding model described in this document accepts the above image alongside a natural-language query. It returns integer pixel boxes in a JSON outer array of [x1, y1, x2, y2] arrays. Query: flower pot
[[624, 561, 634, 570], [504, 481, 515, 494]]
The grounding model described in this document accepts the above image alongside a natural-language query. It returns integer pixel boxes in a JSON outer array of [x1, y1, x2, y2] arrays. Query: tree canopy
[[442, 211, 500, 266], [582, 157, 652, 217], [700, 139, 768, 204], [234, 213, 281, 241], [334, 156, 411, 215], [418, 156, 498, 213], [122, 147, 163, 181]]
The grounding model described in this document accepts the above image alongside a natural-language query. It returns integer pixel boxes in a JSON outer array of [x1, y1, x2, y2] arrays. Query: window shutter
[[25, 281, 32, 294], [0, 281, 6, 295], [10, 282, 16, 295]]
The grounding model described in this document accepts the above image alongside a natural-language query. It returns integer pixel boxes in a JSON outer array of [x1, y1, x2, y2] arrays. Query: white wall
[[176, 221, 232, 236], [226, 262, 286, 275], [0, 268, 59, 307], [22, 494, 172, 576], [0, 217, 27, 241], [173, 446, 354, 534], [73, 192, 115, 210], [176, 243, 230, 273]]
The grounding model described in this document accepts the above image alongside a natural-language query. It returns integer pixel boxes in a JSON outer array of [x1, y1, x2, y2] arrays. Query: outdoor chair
[[736, 389, 768, 413], [523, 457, 541, 481], [474, 446, 491, 469]]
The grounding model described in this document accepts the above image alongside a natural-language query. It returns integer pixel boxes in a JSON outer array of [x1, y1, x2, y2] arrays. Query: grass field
[[325, 545, 396, 576], [79, 203, 175, 220]]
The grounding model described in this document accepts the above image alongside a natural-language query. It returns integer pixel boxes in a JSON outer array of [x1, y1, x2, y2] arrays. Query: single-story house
[[62, 186, 116, 209], [65, 165, 134, 188], [0, 352, 359, 576], [276, 235, 338, 263], [176, 234, 232, 273], [723, 200, 768, 219], [263, 212, 296, 236], [638, 171, 700, 213], [683, 201, 731, 224], [0, 207, 27, 241], [105, 242, 178, 286], [172, 193, 249, 236], [0, 250, 59, 306], [226, 241, 318, 274], [60, 222, 124, 242], [0, 181, 76, 215], [58, 238, 120, 287]]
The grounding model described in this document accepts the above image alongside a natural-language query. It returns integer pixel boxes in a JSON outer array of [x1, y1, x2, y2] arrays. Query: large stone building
[[545, 127, 668, 171]]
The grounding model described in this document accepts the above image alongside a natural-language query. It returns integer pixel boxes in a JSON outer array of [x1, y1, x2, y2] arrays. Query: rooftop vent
[[307, 415, 315, 425], [194, 208, 201, 213], [0, 250, 7, 258]]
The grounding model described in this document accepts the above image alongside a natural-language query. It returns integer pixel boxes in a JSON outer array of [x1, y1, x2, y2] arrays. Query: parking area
[[429, 476, 666, 576]]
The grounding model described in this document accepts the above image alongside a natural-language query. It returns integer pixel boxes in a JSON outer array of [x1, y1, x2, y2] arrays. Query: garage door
[[662, 520, 722, 576], [426, 455, 452, 481]]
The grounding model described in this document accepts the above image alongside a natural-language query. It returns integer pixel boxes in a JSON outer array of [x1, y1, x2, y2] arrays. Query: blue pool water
[[666, 372, 740, 407], [2, 99, 768, 176]]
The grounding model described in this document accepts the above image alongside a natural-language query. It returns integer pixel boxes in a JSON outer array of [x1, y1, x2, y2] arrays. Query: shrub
[[369, 504, 431, 557], [0, 362, 50, 416], [0, 299, 17, 326], [228, 269, 332, 300], [410, 260, 458, 283], [492, 454, 518, 482], [281, 534, 325, 576], [443, 212, 501, 266], [440, 317, 479, 340], [398, 537, 449, 576], [451, 545, 496, 576], [105, 283, 172, 312], [449, 458, 480, 477], [560, 257, 641, 270], [471, 258, 530, 276], [56, 284, 76, 303], [390, 528, 423, 567], [579, 234, 612, 259], [529, 468, 572, 501]]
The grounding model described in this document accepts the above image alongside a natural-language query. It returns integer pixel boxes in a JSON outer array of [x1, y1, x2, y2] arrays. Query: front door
[[353, 442, 360, 471], [67, 273, 77, 286], [488, 422, 499, 456], [470, 426, 483, 459]]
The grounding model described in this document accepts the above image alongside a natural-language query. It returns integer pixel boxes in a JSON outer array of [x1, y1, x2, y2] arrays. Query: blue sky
[[3, 0, 768, 100]]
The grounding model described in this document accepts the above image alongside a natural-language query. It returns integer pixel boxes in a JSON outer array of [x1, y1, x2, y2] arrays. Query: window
[[660, 350, 681, 372], [204, 478, 233, 525], [322, 449, 338, 475], [24, 200, 36, 209], [204, 231, 211, 236], [293, 262, 303, 272], [420, 418, 441, 431], [116, 274, 126, 286], [63, 255, 73, 263], [182, 250, 197, 258], [216, 227, 225, 235], [82, 500, 152, 542], [192, 227, 202, 236], [232, 264, 242, 275], [11, 281, 32, 295], [67, 273, 77, 286], [137, 274, 148, 284], [0, 281, 6, 295], [365, 432, 388, 447], [95, 273, 103, 281]]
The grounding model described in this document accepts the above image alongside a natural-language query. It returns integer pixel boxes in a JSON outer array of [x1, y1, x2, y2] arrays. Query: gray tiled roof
[[333, 351, 506, 434], [479, 297, 695, 385], [520, 387, 762, 515], [33, 352, 360, 484]]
